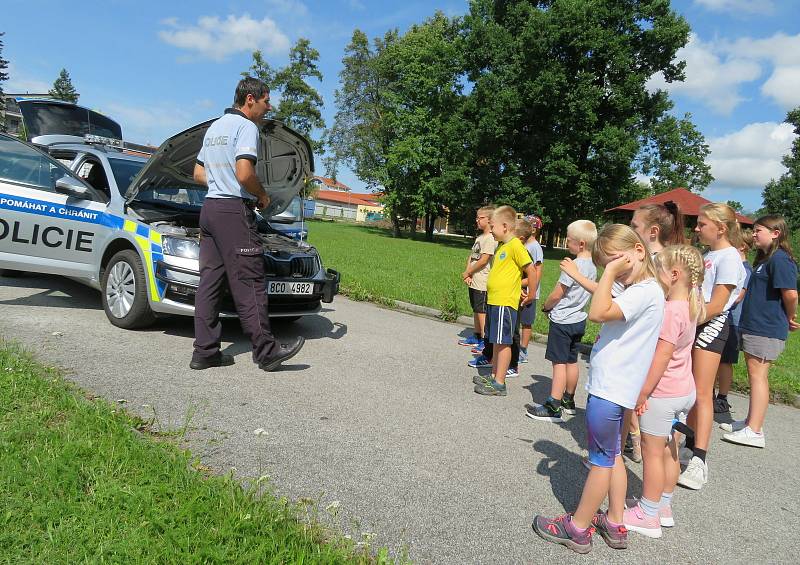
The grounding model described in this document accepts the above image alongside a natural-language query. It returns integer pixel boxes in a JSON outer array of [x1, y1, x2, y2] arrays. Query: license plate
[[268, 281, 313, 295]]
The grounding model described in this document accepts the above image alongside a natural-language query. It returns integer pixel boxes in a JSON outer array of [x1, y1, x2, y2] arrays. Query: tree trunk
[[391, 211, 402, 238], [425, 212, 435, 241], [409, 215, 418, 236]]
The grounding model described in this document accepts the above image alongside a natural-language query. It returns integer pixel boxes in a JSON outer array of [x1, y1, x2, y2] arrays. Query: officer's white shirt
[[196, 109, 259, 200]]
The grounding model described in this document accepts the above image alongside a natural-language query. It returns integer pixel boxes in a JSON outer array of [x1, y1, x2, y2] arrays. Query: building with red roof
[[606, 188, 754, 226]]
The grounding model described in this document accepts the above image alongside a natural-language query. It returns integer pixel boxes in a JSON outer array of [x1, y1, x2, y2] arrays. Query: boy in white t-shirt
[[460, 205, 497, 350]]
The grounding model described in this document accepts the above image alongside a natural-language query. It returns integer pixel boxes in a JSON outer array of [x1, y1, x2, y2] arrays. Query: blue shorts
[[585, 394, 624, 468], [484, 305, 518, 345], [545, 320, 586, 364], [520, 299, 537, 327]]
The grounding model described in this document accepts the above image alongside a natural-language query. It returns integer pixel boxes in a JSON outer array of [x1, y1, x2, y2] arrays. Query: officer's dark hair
[[233, 76, 270, 108]]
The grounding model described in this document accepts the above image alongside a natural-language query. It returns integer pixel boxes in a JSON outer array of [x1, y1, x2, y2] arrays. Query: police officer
[[190, 76, 304, 371]]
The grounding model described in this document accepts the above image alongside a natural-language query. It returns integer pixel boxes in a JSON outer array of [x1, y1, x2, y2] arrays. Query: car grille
[[264, 255, 318, 278]]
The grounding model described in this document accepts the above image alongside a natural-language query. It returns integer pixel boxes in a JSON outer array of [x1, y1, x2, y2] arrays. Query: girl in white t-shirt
[[623, 245, 705, 539], [678, 203, 746, 491], [533, 225, 664, 554]]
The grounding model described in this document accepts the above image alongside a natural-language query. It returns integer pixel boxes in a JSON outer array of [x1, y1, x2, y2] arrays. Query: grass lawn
[[0, 340, 386, 563], [308, 220, 799, 402]]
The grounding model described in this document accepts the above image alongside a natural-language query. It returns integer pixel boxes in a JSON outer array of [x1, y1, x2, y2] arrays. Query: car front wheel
[[101, 250, 156, 329]]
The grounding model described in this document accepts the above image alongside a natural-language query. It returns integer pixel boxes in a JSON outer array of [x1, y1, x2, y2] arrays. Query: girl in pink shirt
[[623, 245, 706, 539]]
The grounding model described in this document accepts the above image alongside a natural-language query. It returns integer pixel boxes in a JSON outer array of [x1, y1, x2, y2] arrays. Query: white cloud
[[158, 14, 290, 62], [4, 63, 51, 94], [761, 66, 800, 110], [693, 0, 775, 14], [647, 34, 761, 115], [707, 121, 796, 190], [265, 0, 309, 16]]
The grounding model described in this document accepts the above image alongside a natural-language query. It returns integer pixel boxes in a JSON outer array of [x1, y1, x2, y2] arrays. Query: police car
[[0, 100, 339, 328]]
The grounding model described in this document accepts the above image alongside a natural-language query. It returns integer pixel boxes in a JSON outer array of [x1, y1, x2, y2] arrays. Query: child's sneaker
[[677, 456, 708, 490], [506, 367, 519, 378], [625, 497, 673, 527], [713, 395, 731, 414], [622, 505, 662, 538], [474, 379, 507, 396], [470, 345, 485, 354], [560, 396, 577, 415], [719, 419, 746, 433], [591, 511, 628, 549], [458, 335, 481, 347], [519, 350, 529, 363], [467, 354, 491, 368], [473, 374, 492, 385], [526, 399, 562, 422], [722, 426, 765, 448], [532, 513, 593, 554]]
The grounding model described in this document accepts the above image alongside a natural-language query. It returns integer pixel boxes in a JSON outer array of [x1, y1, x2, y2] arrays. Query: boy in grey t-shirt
[[527, 220, 597, 422]]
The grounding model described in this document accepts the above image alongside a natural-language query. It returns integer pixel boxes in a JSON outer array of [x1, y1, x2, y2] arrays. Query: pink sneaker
[[623, 505, 662, 538], [659, 504, 674, 528], [626, 497, 674, 528]]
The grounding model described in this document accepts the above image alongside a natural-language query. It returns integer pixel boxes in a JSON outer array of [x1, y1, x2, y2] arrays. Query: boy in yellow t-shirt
[[474, 206, 536, 396]]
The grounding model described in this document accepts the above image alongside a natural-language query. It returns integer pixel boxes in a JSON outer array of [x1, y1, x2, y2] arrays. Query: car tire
[[0, 269, 25, 277], [101, 250, 156, 329]]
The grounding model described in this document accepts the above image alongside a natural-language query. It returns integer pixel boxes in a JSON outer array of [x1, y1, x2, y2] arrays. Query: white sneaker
[[719, 419, 746, 433], [677, 457, 708, 490], [678, 446, 693, 465], [723, 426, 765, 448]]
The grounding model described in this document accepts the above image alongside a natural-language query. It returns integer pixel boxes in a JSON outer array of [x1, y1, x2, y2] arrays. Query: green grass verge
[[308, 220, 799, 402], [0, 340, 389, 563]]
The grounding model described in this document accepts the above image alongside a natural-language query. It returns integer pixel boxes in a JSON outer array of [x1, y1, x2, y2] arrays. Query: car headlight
[[162, 236, 200, 260]]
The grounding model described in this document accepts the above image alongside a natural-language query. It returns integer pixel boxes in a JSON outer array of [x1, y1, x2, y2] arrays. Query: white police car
[[0, 102, 339, 328]]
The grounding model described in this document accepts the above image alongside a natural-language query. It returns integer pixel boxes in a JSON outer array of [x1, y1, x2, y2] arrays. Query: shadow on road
[[0, 273, 102, 310]]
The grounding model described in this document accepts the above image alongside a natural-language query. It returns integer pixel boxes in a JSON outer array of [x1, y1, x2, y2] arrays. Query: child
[[715, 230, 753, 414], [526, 220, 596, 421], [623, 245, 706, 538], [721, 215, 798, 447], [459, 206, 497, 349], [532, 224, 664, 553], [623, 201, 686, 462], [678, 203, 745, 490], [473, 206, 536, 396], [519, 216, 545, 364]]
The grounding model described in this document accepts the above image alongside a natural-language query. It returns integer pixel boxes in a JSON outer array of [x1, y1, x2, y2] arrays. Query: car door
[[0, 134, 110, 278]]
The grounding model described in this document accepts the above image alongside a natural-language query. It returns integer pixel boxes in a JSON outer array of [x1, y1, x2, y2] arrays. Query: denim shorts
[[585, 394, 624, 468]]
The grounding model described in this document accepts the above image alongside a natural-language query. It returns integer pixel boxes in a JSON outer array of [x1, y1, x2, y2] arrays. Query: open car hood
[[124, 118, 314, 216]]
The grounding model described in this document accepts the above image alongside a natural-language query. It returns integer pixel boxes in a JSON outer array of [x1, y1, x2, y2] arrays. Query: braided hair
[[656, 244, 707, 323]]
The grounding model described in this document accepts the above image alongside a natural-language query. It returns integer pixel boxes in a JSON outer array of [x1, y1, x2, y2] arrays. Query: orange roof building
[[606, 188, 754, 226]]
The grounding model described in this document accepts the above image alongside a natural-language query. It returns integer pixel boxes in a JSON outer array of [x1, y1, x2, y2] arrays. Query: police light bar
[[84, 134, 123, 148]]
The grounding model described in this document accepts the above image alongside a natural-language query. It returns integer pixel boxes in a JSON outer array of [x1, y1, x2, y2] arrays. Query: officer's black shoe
[[189, 353, 235, 370], [259, 337, 305, 372]]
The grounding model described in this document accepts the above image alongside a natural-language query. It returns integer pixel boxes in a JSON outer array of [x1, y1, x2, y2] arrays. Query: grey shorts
[[739, 333, 786, 362], [639, 391, 696, 438]]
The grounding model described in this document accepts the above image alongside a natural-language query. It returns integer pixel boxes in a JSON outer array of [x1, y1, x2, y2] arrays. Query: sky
[[3, 0, 799, 213]]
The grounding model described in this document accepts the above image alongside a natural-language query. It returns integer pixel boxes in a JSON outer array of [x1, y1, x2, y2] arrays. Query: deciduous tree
[[763, 107, 800, 230]]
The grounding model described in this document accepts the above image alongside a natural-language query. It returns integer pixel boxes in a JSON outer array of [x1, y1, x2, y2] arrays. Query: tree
[[49, 68, 79, 103], [762, 107, 800, 230], [726, 200, 744, 213], [0, 32, 9, 132], [245, 39, 325, 152], [462, 0, 693, 246], [640, 112, 713, 193], [328, 29, 403, 235]]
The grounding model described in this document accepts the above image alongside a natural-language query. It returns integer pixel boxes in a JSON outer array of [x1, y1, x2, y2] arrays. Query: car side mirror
[[55, 176, 91, 199]]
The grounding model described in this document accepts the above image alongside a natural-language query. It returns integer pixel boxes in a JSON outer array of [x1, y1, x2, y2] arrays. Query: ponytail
[[637, 202, 686, 246]]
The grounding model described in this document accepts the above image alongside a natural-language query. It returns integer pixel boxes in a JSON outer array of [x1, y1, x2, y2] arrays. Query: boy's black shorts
[[720, 323, 740, 364], [469, 288, 487, 314], [545, 319, 586, 364]]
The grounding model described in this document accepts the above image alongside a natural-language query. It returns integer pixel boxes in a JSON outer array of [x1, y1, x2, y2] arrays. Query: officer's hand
[[257, 192, 270, 210]]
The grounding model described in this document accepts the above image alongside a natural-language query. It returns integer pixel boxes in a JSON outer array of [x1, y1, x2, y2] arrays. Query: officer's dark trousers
[[192, 197, 278, 364]]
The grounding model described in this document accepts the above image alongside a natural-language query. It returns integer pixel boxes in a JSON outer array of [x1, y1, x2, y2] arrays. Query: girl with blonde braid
[[623, 245, 705, 538]]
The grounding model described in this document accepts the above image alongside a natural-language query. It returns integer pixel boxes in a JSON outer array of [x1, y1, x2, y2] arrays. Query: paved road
[[1, 273, 799, 563]]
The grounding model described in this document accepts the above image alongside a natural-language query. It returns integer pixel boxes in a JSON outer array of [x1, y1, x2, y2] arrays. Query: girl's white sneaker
[[722, 426, 765, 448]]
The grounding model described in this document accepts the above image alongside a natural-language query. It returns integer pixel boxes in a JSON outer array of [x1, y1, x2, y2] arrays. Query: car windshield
[[19, 101, 122, 140], [134, 185, 206, 209], [107, 157, 146, 192]]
